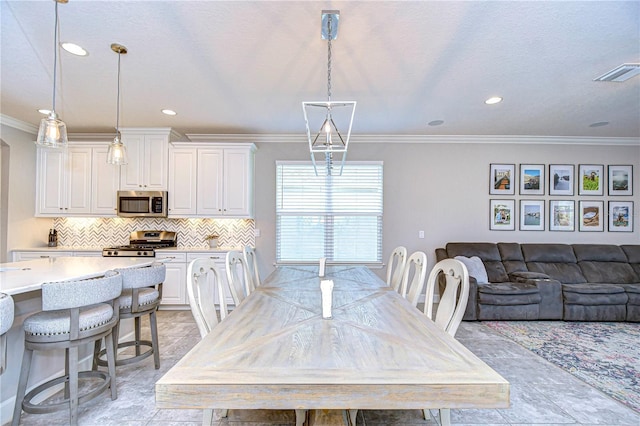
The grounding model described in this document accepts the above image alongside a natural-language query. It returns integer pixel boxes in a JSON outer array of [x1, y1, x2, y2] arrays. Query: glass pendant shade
[[107, 133, 128, 165], [36, 112, 68, 148]]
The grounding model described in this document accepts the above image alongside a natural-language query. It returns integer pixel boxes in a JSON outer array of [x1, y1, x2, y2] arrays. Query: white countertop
[[0, 257, 156, 295], [11, 246, 242, 253]]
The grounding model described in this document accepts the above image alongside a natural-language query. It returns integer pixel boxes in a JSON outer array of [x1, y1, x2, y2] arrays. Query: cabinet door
[[161, 262, 186, 305], [144, 135, 169, 190], [223, 149, 252, 217], [36, 148, 65, 215], [168, 148, 197, 216], [91, 147, 119, 216], [197, 149, 224, 215], [66, 147, 92, 214], [119, 134, 145, 190]]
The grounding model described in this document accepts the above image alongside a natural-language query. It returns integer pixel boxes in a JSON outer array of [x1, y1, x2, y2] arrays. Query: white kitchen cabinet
[[12, 251, 73, 261], [155, 252, 187, 306], [119, 128, 179, 191], [186, 252, 234, 306], [35, 143, 120, 217], [168, 143, 255, 218], [36, 147, 92, 216]]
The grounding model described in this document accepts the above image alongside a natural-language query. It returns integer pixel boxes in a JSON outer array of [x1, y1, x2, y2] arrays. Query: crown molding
[[0, 114, 38, 134], [185, 133, 639, 146]]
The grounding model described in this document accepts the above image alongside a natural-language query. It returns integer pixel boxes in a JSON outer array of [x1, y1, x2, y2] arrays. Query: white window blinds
[[276, 162, 383, 263]]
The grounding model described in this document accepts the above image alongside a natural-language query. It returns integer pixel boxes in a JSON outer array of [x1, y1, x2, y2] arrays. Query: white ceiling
[[1, 1, 639, 139]]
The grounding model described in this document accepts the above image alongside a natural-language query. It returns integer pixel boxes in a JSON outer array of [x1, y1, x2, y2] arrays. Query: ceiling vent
[[594, 63, 640, 82]]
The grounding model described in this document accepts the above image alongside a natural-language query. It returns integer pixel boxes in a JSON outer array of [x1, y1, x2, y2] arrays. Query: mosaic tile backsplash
[[52, 217, 255, 248]]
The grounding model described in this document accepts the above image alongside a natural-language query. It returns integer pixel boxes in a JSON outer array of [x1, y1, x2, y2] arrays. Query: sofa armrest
[[515, 277, 562, 319]]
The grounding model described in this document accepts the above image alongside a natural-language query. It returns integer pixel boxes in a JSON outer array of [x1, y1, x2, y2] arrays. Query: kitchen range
[[102, 230, 177, 257]]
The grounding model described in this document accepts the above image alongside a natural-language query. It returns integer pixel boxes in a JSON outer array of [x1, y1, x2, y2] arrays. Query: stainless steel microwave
[[116, 190, 168, 218]]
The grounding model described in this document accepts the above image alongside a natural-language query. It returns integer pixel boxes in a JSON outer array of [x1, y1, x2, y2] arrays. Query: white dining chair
[[225, 251, 252, 306], [400, 251, 428, 307], [422, 258, 470, 425], [186, 258, 231, 423], [386, 246, 407, 293], [242, 245, 261, 292], [0, 293, 14, 375]]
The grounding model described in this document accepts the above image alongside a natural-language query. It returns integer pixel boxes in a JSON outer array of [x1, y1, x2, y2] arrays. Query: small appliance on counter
[[47, 229, 58, 247], [102, 230, 177, 257]]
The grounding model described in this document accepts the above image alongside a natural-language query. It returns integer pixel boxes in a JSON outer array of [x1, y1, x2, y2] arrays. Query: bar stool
[[12, 271, 122, 426], [95, 262, 165, 369], [0, 292, 14, 374]]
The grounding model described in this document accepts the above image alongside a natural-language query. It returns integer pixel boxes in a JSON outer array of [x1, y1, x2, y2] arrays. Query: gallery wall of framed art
[[489, 163, 633, 232]]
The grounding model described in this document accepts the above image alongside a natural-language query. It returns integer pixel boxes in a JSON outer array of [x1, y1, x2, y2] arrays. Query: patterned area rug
[[483, 321, 640, 413]]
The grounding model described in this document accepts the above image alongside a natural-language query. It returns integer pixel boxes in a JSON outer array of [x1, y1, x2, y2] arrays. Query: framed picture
[[579, 201, 604, 232], [549, 200, 575, 231], [578, 164, 604, 195], [519, 200, 544, 231], [549, 164, 574, 196], [489, 164, 515, 195], [608, 165, 633, 196], [490, 199, 515, 230], [609, 201, 633, 232], [519, 164, 545, 195]]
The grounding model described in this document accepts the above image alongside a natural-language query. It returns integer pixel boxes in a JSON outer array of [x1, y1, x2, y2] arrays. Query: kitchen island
[[0, 256, 156, 425]]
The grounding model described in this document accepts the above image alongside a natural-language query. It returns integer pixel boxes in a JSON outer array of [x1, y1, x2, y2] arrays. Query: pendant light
[[302, 10, 356, 176], [106, 43, 128, 165], [35, 0, 69, 149]]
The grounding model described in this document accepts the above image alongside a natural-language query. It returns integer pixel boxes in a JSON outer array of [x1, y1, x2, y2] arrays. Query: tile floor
[[13, 310, 640, 426]]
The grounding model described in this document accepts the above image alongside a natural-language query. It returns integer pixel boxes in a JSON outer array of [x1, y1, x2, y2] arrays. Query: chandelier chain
[[116, 52, 121, 132], [327, 15, 332, 102]]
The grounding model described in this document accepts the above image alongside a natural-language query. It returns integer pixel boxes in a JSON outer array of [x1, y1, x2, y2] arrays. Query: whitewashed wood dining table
[[155, 265, 509, 425]]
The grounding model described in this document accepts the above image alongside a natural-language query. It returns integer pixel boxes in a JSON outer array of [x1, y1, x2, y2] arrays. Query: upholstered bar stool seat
[[96, 262, 165, 369], [0, 292, 14, 374], [12, 271, 122, 426]]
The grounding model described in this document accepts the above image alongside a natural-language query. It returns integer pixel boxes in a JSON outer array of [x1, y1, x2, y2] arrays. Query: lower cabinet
[[155, 252, 187, 307]]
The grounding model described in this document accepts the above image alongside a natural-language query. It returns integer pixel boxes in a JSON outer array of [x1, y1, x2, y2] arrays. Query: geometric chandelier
[[303, 10, 356, 176]]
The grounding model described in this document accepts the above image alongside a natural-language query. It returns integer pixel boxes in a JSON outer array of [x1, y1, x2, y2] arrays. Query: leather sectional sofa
[[435, 243, 640, 322]]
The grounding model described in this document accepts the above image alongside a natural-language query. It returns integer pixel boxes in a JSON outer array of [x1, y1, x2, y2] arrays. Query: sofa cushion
[[454, 256, 488, 284], [497, 242, 527, 274], [446, 243, 509, 282], [562, 284, 628, 305], [578, 261, 639, 284], [522, 244, 586, 284], [573, 244, 628, 262], [478, 282, 542, 305], [621, 245, 640, 277]]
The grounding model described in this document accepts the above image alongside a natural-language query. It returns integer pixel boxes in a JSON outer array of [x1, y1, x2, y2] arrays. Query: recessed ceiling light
[[485, 96, 503, 105], [61, 42, 88, 56], [594, 64, 640, 82], [161, 109, 177, 116], [589, 121, 610, 128], [38, 108, 51, 115], [428, 120, 444, 126]]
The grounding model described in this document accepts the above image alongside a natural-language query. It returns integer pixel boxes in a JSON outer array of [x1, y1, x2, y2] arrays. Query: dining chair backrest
[[423, 258, 470, 337], [242, 245, 261, 291], [225, 251, 252, 306], [400, 251, 428, 307], [187, 258, 229, 339], [0, 293, 14, 374], [386, 246, 407, 292]]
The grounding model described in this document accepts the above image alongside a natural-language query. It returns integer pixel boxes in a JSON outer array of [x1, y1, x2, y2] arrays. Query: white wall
[[0, 123, 53, 259], [253, 141, 640, 280]]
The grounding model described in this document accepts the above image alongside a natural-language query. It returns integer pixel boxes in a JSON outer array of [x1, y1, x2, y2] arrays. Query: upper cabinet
[[119, 128, 180, 191], [168, 143, 256, 218], [36, 142, 120, 217]]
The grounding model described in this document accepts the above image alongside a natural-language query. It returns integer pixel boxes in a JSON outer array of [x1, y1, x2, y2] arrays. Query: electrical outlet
[[418, 230, 425, 239], [254, 229, 261, 237]]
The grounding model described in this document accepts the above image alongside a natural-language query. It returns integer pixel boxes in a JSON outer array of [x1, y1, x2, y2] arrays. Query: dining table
[[155, 265, 509, 425]]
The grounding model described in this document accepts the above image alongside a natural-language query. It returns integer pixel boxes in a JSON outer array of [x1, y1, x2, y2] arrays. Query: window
[[276, 161, 383, 264]]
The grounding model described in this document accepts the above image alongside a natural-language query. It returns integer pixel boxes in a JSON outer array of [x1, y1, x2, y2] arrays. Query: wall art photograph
[[578, 164, 603, 196], [490, 199, 515, 230], [549, 200, 575, 231], [519, 164, 545, 195], [579, 201, 604, 232], [519, 200, 544, 231], [608, 165, 633, 196], [490, 164, 515, 195], [549, 164, 574, 196], [609, 201, 633, 232]]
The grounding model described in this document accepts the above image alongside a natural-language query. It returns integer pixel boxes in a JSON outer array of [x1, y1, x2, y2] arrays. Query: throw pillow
[[454, 256, 489, 284]]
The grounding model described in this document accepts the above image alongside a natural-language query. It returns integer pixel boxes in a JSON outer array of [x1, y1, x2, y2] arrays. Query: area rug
[[483, 321, 640, 413]]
